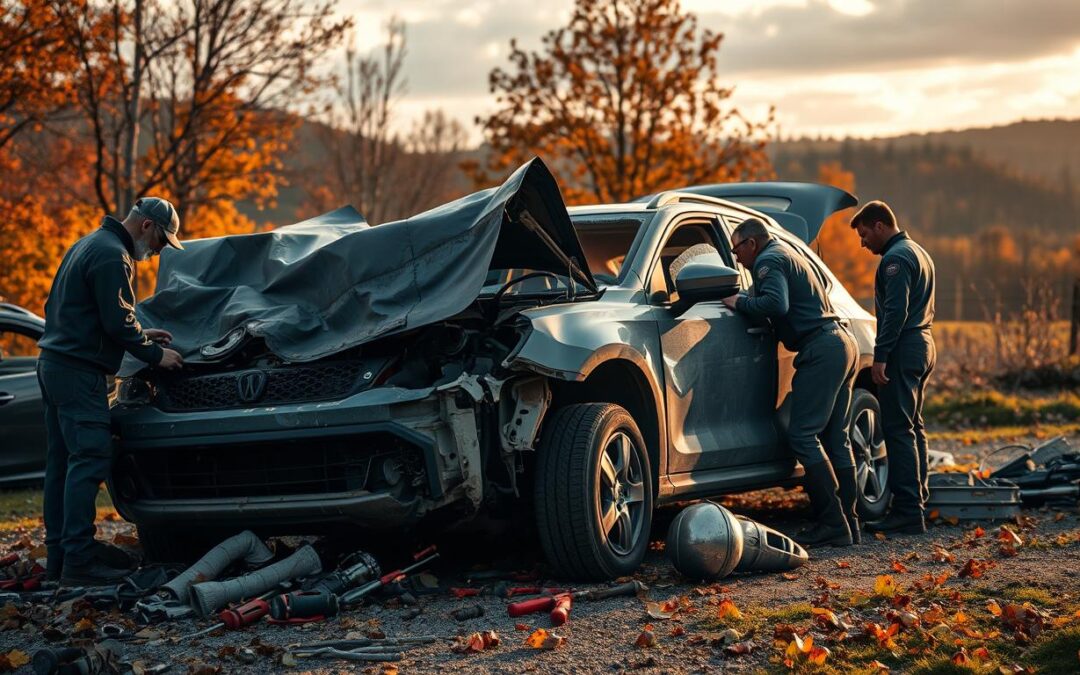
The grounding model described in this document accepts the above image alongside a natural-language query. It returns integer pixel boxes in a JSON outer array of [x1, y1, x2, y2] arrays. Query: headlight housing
[[115, 376, 153, 406]]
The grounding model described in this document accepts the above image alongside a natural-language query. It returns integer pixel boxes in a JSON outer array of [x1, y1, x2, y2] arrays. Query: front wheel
[[534, 403, 653, 580], [850, 388, 890, 521]]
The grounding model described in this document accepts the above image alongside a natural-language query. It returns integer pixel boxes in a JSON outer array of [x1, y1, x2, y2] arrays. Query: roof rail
[[645, 191, 733, 210], [0, 302, 33, 314]]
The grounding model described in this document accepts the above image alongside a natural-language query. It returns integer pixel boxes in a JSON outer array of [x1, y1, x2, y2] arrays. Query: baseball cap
[[132, 197, 183, 250]]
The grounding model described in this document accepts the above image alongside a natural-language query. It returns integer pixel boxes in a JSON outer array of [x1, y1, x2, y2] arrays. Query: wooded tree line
[[3, 0, 1070, 331], [777, 141, 1080, 319]]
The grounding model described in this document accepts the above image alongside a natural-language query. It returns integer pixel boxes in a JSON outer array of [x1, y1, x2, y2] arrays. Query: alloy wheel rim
[[851, 406, 889, 504], [597, 430, 646, 556]]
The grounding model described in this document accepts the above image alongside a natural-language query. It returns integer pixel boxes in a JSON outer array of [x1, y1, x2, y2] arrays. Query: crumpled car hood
[[127, 157, 594, 369]]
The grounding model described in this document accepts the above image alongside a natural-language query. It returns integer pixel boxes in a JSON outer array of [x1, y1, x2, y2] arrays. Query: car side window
[[648, 218, 723, 304], [0, 325, 40, 359], [721, 215, 754, 289]]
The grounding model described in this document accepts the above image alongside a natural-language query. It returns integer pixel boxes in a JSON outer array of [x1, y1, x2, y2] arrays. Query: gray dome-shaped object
[[666, 502, 744, 581]]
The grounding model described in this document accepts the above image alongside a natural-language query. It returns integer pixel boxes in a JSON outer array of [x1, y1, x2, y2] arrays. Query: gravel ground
[[1, 433, 1078, 674]]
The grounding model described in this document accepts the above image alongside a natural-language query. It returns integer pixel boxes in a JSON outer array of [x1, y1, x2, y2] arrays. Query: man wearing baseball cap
[[37, 197, 185, 585]]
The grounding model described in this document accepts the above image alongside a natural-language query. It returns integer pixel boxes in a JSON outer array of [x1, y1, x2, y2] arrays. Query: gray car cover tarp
[[131, 157, 595, 367]]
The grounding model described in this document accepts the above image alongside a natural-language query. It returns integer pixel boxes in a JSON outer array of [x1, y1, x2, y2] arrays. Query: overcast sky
[[332, 0, 1080, 143]]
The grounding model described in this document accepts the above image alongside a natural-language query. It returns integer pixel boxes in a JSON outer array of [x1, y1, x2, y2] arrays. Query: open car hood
[[642, 182, 858, 244], [128, 157, 594, 368]]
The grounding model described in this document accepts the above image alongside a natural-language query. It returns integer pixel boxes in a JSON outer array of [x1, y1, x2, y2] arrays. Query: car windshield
[[483, 212, 650, 296]]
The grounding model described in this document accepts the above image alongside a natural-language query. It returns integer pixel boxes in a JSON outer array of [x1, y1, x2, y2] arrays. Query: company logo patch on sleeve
[[885, 262, 900, 276], [757, 265, 770, 280]]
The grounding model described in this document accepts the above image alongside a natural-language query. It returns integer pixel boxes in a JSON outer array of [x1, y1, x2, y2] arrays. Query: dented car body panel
[[111, 161, 875, 542]]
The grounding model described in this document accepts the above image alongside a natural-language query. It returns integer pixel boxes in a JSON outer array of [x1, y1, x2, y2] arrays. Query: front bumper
[[110, 381, 486, 530]]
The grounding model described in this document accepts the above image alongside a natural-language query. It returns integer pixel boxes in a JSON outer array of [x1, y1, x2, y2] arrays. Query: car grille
[[154, 361, 366, 411], [128, 432, 420, 499]]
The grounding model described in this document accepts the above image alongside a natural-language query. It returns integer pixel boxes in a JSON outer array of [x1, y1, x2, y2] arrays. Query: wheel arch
[[547, 355, 666, 492]]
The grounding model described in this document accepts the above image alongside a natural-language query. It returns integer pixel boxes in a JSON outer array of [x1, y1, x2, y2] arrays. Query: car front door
[[0, 323, 47, 482], [653, 215, 781, 474]]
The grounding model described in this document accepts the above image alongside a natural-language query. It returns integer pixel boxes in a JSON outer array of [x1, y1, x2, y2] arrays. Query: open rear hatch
[[643, 182, 858, 244]]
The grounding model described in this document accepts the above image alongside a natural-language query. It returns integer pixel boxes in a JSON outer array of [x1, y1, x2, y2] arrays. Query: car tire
[[849, 388, 890, 521], [535, 403, 653, 580]]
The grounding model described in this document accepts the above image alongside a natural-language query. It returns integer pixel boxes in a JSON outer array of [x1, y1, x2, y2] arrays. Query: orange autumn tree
[[468, 0, 774, 204], [814, 161, 875, 303]]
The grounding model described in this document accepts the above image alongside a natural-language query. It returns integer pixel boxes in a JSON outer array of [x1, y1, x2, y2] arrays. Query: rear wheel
[[850, 388, 890, 521], [534, 403, 653, 580]]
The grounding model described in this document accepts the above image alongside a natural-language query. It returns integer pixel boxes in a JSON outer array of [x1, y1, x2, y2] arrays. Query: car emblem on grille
[[237, 370, 267, 403]]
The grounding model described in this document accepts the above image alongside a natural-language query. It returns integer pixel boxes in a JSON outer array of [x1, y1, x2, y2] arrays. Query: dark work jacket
[[873, 231, 935, 363], [38, 216, 163, 374], [735, 238, 838, 351]]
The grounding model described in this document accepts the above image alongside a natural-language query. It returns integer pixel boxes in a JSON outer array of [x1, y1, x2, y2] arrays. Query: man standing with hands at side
[[850, 200, 936, 535], [37, 197, 185, 585], [722, 218, 860, 548]]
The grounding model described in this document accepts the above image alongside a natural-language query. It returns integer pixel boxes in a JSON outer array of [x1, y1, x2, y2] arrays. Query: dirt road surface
[[1, 434, 1078, 673]]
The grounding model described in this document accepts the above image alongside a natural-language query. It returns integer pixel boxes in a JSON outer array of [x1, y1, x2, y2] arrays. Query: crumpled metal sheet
[[130, 158, 592, 367]]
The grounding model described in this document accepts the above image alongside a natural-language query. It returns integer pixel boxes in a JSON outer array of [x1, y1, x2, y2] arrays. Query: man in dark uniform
[[722, 218, 860, 547], [37, 197, 185, 585], [850, 200, 936, 535]]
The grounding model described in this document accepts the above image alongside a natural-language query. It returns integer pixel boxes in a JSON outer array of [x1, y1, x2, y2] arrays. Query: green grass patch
[[926, 423, 1080, 443], [1003, 587, 1056, 607], [924, 390, 1080, 428], [761, 602, 814, 623], [1028, 626, 1080, 672]]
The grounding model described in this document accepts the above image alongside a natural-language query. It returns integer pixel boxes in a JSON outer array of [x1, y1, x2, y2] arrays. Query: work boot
[[92, 541, 137, 570], [46, 546, 63, 582], [865, 511, 926, 536], [835, 466, 861, 545], [797, 462, 852, 548], [60, 559, 130, 587]]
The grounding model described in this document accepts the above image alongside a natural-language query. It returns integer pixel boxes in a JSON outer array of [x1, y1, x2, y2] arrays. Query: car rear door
[[0, 321, 47, 481], [652, 215, 781, 473]]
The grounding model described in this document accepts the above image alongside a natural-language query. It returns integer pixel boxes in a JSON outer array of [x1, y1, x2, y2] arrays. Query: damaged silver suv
[[110, 158, 887, 580]]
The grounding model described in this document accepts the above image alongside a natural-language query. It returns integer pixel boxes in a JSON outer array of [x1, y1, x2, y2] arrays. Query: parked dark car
[[0, 303, 47, 484], [110, 159, 888, 579]]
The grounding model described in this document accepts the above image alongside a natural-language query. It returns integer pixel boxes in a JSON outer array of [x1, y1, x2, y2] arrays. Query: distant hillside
[[776, 118, 1080, 194], [244, 117, 1080, 235]]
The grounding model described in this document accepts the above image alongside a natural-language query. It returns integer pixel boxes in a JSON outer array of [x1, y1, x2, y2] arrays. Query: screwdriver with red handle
[[507, 581, 646, 626]]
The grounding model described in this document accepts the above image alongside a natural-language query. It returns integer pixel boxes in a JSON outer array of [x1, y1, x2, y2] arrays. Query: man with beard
[[722, 217, 859, 547], [850, 200, 936, 535], [37, 197, 184, 584]]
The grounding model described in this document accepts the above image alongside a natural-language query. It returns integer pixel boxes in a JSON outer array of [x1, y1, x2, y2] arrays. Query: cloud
[[330, 0, 1080, 140], [707, 0, 1080, 76]]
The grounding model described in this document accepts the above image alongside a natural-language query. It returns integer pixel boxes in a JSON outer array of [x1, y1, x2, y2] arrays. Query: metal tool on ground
[[927, 473, 1022, 521], [449, 583, 560, 599], [666, 502, 808, 580], [31, 640, 124, 675], [339, 547, 439, 608], [507, 580, 646, 625], [269, 590, 339, 624], [732, 515, 809, 574], [161, 530, 274, 604], [451, 604, 484, 621], [308, 550, 380, 596], [177, 585, 288, 640], [286, 636, 441, 664], [190, 544, 321, 616]]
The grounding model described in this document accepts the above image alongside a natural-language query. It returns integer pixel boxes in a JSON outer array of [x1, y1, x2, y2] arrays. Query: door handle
[[0, 393, 14, 405], [746, 327, 770, 335]]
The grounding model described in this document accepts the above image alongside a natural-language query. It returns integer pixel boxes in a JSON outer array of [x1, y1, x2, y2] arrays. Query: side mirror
[[674, 254, 740, 303]]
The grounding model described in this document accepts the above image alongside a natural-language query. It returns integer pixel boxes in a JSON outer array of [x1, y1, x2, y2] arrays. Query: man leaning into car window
[[722, 217, 860, 548], [36, 197, 185, 585], [850, 200, 936, 536]]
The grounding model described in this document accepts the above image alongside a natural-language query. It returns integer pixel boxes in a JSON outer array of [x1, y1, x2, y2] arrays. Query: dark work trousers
[[787, 324, 859, 470], [36, 360, 113, 567], [879, 330, 936, 516]]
